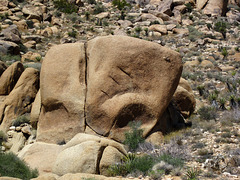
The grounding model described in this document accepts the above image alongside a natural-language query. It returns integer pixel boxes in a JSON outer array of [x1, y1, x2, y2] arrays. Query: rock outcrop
[[197, 0, 229, 16], [0, 62, 24, 95], [37, 35, 183, 144], [0, 68, 39, 132]]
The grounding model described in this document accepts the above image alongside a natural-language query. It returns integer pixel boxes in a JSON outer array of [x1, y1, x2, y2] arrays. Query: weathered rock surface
[[53, 133, 127, 176], [0, 40, 20, 55], [201, 0, 229, 16], [172, 78, 196, 117], [0, 62, 24, 95], [18, 142, 63, 174], [86, 36, 182, 141], [30, 90, 41, 129], [0, 68, 39, 132], [0, 61, 7, 77], [37, 35, 183, 144], [37, 43, 86, 143]]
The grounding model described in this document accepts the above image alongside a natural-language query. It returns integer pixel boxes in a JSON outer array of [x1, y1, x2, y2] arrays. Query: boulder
[[0, 68, 39, 132], [157, 0, 173, 16], [0, 62, 24, 95], [53, 133, 127, 176], [18, 142, 63, 174], [149, 24, 168, 34], [9, 132, 26, 153], [22, 4, 43, 21], [30, 90, 41, 128], [0, 25, 21, 44], [172, 78, 196, 117], [37, 43, 86, 144], [0, 0, 8, 7], [0, 40, 20, 55], [202, 0, 229, 16], [86, 36, 182, 142], [21, 51, 42, 62], [37, 35, 182, 144], [0, 61, 7, 77]]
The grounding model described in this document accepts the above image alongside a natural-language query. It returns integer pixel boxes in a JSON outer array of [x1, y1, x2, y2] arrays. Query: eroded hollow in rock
[[114, 103, 152, 129]]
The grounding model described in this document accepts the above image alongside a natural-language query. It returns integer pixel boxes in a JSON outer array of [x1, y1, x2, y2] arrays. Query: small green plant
[[185, 3, 193, 13], [0, 152, 38, 179], [112, 0, 130, 11], [187, 25, 204, 42], [197, 85, 204, 96], [0, 54, 21, 62], [185, 167, 200, 180], [214, 20, 227, 39], [35, 56, 42, 62], [68, 29, 77, 38], [53, 0, 78, 14], [12, 115, 30, 127], [198, 106, 217, 120], [144, 28, 149, 36], [221, 47, 228, 58], [0, 131, 7, 151], [219, 98, 226, 110], [85, 11, 90, 20], [123, 121, 144, 152], [207, 23, 212, 30], [94, 2, 105, 14]]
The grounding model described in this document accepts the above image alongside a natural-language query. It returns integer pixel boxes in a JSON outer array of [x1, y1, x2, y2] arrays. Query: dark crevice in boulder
[[96, 145, 107, 174]]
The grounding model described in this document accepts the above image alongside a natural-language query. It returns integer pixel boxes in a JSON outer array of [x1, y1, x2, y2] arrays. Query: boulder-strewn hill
[[0, 0, 240, 180]]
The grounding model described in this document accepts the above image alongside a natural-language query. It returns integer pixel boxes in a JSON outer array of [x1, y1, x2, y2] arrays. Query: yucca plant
[[219, 98, 226, 110]]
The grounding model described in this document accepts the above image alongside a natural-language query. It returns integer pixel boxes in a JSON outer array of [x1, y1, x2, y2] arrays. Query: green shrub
[[68, 29, 77, 38], [187, 25, 203, 42], [123, 121, 144, 152], [108, 154, 155, 176], [157, 154, 184, 168], [0, 131, 7, 150], [93, 2, 105, 14], [112, 0, 130, 11], [221, 47, 228, 58], [214, 20, 227, 39], [53, 0, 78, 14], [0, 152, 38, 179], [198, 106, 217, 120], [185, 3, 193, 13], [0, 54, 21, 62], [185, 167, 200, 180], [12, 115, 30, 127]]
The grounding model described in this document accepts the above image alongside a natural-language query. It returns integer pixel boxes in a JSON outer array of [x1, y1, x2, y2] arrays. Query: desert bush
[[214, 20, 227, 39], [86, 0, 96, 4], [0, 54, 21, 62], [184, 167, 200, 180], [221, 47, 228, 58], [68, 29, 77, 38], [187, 25, 203, 42], [0, 152, 38, 179], [198, 106, 217, 120], [112, 0, 130, 11], [0, 131, 7, 151], [123, 121, 144, 152], [93, 2, 105, 14], [12, 115, 30, 127], [53, 0, 78, 14], [192, 142, 206, 149]]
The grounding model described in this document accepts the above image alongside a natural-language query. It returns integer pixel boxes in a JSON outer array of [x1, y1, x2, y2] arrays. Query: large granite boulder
[[37, 35, 183, 144], [0, 68, 40, 132]]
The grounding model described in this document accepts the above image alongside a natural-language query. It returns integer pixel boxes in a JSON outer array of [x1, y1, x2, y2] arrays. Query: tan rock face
[[0, 62, 24, 95], [18, 142, 63, 174], [0, 68, 39, 131], [53, 133, 127, 176], [202, 0, 229, 16], [37, 35, 183, 144], [86, 36, 182, 141], [37, 43, 86, 143], [173, 78, 196, 117], [30, 90, 41, 129]]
